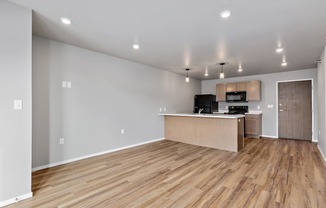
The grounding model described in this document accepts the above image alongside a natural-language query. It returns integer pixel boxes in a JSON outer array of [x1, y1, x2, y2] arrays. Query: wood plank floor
[[6, 138, 326, 208]]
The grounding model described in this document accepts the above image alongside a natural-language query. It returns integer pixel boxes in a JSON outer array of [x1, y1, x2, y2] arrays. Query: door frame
[[276, 78, 314, 140]]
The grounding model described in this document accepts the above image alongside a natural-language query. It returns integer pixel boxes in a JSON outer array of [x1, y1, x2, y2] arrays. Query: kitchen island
[[161, 113, 245, 152]]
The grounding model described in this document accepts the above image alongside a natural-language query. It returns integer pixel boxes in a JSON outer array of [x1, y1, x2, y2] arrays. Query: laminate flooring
[[6, 138, 326, 208]]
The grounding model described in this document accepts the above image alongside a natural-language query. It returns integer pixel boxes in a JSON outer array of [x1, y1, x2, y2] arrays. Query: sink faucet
[[199, 108, 204, 114]]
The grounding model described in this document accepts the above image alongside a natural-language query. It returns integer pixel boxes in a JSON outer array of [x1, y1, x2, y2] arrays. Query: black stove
[[224, 106, 248, 115]]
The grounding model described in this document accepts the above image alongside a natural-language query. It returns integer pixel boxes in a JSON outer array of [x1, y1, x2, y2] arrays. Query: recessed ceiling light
[[220, 10, 231, 19], [238, 66, 243, 72], [281, 62, 287, 66], [133, 44, 140, 50], [276, 48, 283, 53], [60, 17, 72, 25]]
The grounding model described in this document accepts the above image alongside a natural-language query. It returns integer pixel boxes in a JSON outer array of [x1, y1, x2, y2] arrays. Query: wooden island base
[[164, 115, 244, 152]]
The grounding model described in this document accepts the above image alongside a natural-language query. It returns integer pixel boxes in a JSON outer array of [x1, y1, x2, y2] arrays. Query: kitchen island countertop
[[159, 113, 245, 119]]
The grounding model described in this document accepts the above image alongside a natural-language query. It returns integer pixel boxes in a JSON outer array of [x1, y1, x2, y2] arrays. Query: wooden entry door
[[278, 80, 312, 141]]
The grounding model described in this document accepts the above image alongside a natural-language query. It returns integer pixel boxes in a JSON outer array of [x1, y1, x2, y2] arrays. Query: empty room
[[1, 0, 326, 207]]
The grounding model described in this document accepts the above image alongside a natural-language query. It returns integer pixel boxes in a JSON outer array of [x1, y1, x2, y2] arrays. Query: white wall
[[0, 1, 32, 206], [318, 47, 326, 159], [202, 68, 318, 139], [32, 36, 201, 169]]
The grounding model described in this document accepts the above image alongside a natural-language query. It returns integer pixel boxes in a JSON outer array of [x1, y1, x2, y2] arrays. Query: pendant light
[[204, 65, 209, 77], [219, 63, 225, 79], [185, 68, 190, 82]]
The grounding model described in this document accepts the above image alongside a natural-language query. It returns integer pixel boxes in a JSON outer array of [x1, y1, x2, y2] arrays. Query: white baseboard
[[0, 192, 33, 208], [312, 139, 318, 143], [32, 138, 165, 172], [260, 135, 278, 139], [317, 145, 326, 161]]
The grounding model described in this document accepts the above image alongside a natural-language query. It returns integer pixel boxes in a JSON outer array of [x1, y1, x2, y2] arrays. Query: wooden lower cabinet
[[164, 116, 244, 152], [245, 114, 262, 138]]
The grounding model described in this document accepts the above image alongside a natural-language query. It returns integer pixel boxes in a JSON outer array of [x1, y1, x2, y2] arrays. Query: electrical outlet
[[226, 106, 228, 109], [268, 105, 274, 109], [164, 108, 167, 112], [257, 106, 260, 110], [59, 138, 64, 145], [67, 82, 72, 88], [121, 129, 125, 134], [159, 108, 162, 112]]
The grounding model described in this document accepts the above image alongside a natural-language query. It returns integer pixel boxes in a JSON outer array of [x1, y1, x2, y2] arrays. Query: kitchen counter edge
[[158, 113, 245, 119]]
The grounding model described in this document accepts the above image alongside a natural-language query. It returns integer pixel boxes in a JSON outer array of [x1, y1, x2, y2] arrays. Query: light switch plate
[[59, 138, 64, 145], [67, 82, 72, 88], [14, 100, 23, 110], [62, 81, 67, 88], [257, 106, 260, 109], [164, 108, 167, 112]]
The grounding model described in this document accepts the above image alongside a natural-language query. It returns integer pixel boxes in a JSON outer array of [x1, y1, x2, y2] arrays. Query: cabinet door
[[246, 80, 261, 101], [216, 84, 226, 101], [226, 83, 236, 92], [236, 82, 246, 91], [245, 118, 259, 135]]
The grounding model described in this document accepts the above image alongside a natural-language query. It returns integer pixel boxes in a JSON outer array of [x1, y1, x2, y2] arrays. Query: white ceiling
[[9, 0, 326, 80]]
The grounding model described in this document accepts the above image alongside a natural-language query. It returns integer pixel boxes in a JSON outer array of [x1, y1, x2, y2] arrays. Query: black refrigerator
[[193, 94, 219, 114]]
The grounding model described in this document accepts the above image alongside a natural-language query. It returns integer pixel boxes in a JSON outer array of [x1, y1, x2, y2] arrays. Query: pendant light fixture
[[185, 68, 190, 82], [204, 65, 209, 77], [219, 63, 225, 79]]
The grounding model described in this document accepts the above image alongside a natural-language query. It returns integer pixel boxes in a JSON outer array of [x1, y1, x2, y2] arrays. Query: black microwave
[[226, 91, 247, 102]]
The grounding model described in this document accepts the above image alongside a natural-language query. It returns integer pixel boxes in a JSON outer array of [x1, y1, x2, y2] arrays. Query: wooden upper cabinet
[[216, 84, 226, 101], [226, 82, 246, 92], [216, 80, 261, 102], [236, 82, 246, 91], [246, 80, 261, 101], [226, 83, 236, 92]]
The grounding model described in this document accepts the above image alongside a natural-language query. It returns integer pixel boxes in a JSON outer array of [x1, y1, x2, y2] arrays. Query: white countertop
[[214, 110, 263, 115], [245, 110, 263, 115], [159, 113, 245, 119]]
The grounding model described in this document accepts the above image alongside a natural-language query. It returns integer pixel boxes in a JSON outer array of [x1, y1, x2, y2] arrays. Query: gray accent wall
[[202, 68, 318, 140], [318, 47, 326, 158], [0, 0, 32, 203], [32, 36, 201, 168]]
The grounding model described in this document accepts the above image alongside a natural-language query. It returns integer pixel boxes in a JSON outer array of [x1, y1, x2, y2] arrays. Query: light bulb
[[185, 77, 190, 82], [60, 17, 72, 25], [220, 72, 224, 79], [220, 11, 231, 19], [133, 44, 140, 50]]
